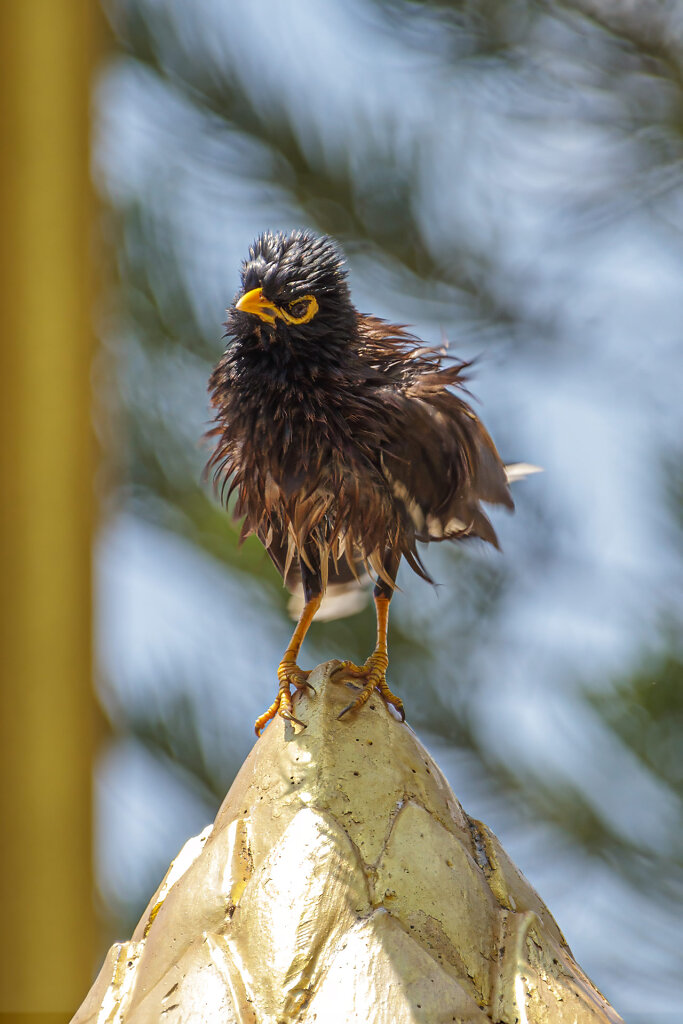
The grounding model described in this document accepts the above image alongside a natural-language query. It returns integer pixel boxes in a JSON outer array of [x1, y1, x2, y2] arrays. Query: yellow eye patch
[[236, 287, 319, 327], [277, 294, 319, 325]]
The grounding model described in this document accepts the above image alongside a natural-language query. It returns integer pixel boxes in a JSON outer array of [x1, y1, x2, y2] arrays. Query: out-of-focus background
[[1, 1, 681, 1020]]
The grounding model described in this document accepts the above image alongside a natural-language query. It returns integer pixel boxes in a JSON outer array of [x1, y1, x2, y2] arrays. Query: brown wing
[[353, 316, 513, 549], [379, 387, 513, 550]]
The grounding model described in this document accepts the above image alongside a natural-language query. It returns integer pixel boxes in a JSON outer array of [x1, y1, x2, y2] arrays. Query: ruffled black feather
[[207, 230, 512, 594]]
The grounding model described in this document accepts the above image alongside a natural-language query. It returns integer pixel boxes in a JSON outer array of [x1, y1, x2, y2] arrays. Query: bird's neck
[[237, 333, 358, 397]]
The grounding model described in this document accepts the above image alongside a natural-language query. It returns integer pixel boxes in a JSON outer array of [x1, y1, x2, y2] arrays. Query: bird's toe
[[254, 660, 311, 735]]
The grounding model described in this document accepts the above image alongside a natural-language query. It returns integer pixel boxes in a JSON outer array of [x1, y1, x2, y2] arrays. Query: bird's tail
[[504, 463, 543, 483]]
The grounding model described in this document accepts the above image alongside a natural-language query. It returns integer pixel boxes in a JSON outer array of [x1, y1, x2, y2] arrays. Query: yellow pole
[[0, 1, 101, 1014]]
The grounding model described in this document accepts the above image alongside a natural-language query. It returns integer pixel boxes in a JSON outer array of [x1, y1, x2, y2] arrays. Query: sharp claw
[[280, 709, 306, 728], [337, 702, 355, 720], [381, 696, 405, 722]]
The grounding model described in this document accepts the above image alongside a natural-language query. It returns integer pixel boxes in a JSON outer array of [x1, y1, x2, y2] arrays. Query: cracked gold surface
[[73, 662, 624, 1024]]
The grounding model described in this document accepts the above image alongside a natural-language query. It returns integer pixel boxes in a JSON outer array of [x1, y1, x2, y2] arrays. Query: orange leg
[[335, 592, 405, 722], [254, 593, 322, 736]]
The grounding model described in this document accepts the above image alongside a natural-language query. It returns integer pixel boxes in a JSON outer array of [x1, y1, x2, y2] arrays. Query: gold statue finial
[[72, 663, 623, 1024]]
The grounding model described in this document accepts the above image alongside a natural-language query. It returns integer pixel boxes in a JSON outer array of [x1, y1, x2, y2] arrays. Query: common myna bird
[[208, 230, 535, 734]]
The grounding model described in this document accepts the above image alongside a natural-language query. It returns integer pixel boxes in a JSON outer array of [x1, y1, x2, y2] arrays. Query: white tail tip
[[505, 463, 544, 483]]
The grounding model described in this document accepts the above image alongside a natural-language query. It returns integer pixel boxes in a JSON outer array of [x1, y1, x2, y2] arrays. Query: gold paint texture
[[73, 663, 624, 1024]]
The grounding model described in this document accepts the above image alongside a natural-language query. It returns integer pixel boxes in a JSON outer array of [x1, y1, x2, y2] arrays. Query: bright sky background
[[94, 2, 683, 1018]]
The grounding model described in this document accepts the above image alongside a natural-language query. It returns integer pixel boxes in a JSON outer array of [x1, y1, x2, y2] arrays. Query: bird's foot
[[334, 651, 405, 721], [254, 660, 314, 736]]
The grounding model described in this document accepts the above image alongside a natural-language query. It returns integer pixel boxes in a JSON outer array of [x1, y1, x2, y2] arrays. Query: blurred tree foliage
[[95, 0, 682, 1016]]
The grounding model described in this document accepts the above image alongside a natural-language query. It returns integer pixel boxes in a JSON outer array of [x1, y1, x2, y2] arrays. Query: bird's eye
[[277, 294, 319, 325]]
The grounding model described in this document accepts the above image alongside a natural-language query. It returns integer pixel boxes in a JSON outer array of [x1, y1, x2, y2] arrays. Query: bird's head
[[227, 230, 355, 351]]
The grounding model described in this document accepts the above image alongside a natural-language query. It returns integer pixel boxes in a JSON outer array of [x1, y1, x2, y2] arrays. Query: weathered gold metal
[[73, 663, 624, 1023]]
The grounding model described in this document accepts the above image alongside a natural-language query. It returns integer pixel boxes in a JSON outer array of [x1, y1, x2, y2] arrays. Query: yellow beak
[[235, 287, 278, 325]]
